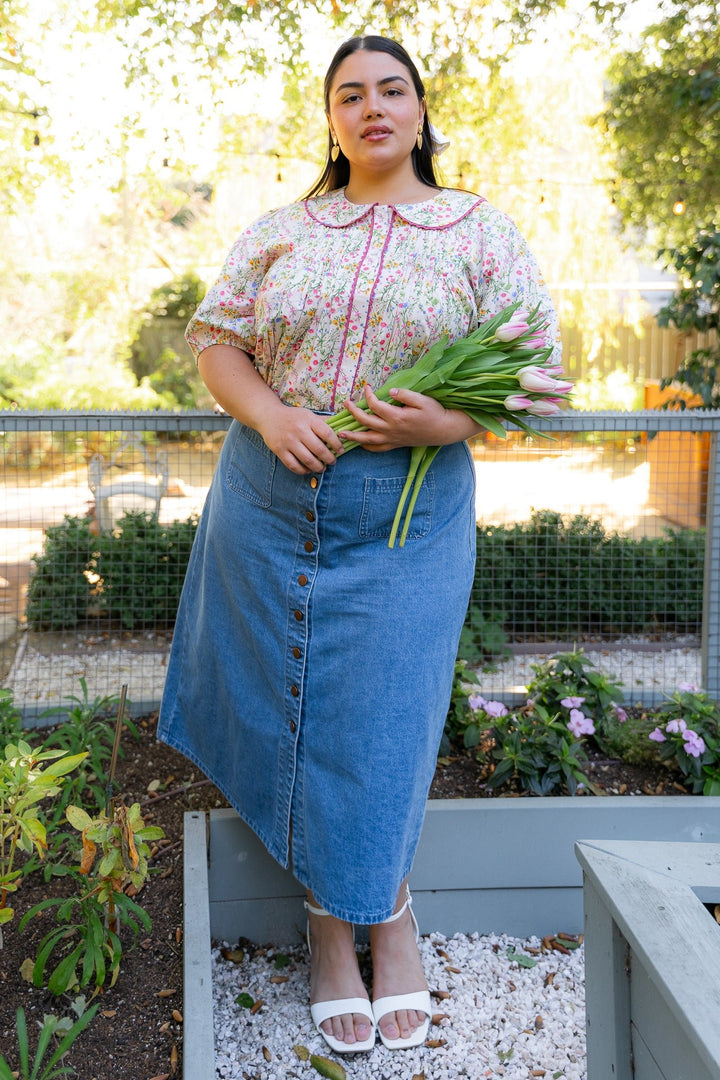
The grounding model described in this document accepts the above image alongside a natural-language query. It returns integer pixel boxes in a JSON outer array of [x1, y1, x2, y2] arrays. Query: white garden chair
[[88, 434, 169, 531]]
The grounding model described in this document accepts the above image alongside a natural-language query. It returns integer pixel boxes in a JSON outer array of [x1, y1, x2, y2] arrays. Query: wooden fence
[[561, 317, 717, 383]]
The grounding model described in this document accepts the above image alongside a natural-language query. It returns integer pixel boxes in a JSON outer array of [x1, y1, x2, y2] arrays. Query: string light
[[672, 196, 686, 216]]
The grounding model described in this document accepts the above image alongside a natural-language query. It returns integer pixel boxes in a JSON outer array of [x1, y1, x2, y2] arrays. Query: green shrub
[[26, 511, 198, 632], [470, 510, 703, 639]]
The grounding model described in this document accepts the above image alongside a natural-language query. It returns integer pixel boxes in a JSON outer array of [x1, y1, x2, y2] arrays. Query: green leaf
[[235, 992, 255, 1008]]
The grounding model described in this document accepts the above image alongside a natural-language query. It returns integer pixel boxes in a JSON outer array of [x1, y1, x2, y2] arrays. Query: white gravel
[[7, 634, 702, 712], [212, 931, 586, 1079]]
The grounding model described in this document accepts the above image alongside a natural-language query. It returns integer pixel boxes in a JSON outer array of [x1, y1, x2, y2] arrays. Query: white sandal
[[304, 899, 376, 1054], [371, 889, 432, 1050]]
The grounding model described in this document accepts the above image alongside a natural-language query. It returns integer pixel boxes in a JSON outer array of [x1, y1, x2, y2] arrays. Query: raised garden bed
[[184, 796, 720, 1080]]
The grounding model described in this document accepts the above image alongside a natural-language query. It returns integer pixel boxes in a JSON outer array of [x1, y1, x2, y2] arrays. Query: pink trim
[[329, 206, 375, 409], [348, 209, 395, 399], [392, 196, 485, 231], [304, 192, 486, 231], [304, 198, 373, 229]]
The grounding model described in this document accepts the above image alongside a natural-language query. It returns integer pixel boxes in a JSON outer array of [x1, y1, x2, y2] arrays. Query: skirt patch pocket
[[225, 424, 277, 506], [359, 472, 435, 540]]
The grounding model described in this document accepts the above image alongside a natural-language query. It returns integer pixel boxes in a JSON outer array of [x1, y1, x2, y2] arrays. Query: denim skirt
[[158, 421, 476, 923]]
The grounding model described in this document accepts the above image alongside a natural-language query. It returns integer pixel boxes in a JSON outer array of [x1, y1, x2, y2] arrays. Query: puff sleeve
[[472, 204, 562, 367], [185, 207, 287, 362]]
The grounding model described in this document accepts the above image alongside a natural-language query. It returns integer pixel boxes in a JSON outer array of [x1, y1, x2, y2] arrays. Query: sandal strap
[[378, 887, 419, 941], [311, 997, 375, 1030], [304, 899, 331, 918], [372, 990, 432, 1023]]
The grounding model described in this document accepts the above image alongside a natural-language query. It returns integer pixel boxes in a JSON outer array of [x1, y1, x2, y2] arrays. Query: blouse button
[[290, 720, 297, 733], [305, 510, 315, 523], [304, 541, 314, 553], [310, 476, 318, 489], [294, 609, 303, 621], [292, 647, 301, 659], [291, 685, 299, 697], [298, 574, 308, 586]]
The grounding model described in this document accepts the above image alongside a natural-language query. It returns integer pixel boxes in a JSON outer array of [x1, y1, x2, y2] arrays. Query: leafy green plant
[[0, 741, 87, 933], [26, 511, 198, 631], [442, 658, 481, 754], [472, 511, 704, 637], [657, 231, 720, 409], [648, 684, 720, 795], [0, 687, 22, 741], [0, 1001, 99, 1080], [40, 679, 137, 834], [466, 699, 589, 795], [22, 801, 163, 994], [525, 648, 625, 752]]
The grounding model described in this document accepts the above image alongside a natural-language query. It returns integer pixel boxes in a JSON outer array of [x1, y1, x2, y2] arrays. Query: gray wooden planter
[[576, 839, 720, 1080], [183, 797, 720, 1080]]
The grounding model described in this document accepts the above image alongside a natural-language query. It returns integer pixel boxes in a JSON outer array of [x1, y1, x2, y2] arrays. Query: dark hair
[[304, 35, 439, 199]]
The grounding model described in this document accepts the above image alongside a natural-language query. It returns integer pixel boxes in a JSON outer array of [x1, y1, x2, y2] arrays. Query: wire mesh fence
[[2, 409, 719, 719]]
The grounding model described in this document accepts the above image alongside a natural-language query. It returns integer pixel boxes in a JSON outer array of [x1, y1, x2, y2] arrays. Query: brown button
[[292, 647, 301, 659], [294, 609, 303, 621], [310, 476, 318, 489], [305, 510, 315, 523], [290, 685, 299, 697], [290, 720, 296, 733], [298, 574, 308, 586], [304, 541, 314, 553]]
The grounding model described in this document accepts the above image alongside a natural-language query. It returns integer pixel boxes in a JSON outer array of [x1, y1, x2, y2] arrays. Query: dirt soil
[[0, 713, 686, 1080]]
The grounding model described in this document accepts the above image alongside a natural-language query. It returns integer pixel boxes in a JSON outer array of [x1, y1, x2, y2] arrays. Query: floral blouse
[[186, 187, 561, 413]]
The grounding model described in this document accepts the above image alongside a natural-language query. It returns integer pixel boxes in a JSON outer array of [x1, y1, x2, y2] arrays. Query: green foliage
[[657, 231, 720, 408], [26, 511, 199, 632], [39, 680, 138, 849], [601, 2, 719, 249], [128, 274, 209, 408], [0, 689, 22, 742], [472, 511, 704, 637], [525, 648, 625, 750], [442, 658, 482, 755], [0, 741, 87, 928], [0, 1001, 99, 1080], [21, 802, 162, 995], [467, 700, 589, 796], [649, 686, 720, 796]]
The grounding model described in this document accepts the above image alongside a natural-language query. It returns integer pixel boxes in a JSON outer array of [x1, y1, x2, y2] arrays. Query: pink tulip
[[504, 394, 534, 411], [525, 399, 562, 417], [524, 333, 547, 350], [495, 311, 530, 341], [543, 364, 565, 376], [518, 366, 562, 392]]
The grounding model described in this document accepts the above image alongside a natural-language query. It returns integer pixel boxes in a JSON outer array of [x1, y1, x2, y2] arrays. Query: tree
[[657, 232, 720, 409], [600, 1, 720, 251]]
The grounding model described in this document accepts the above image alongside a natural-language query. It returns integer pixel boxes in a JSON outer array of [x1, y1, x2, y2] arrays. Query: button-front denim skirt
[[158, 420, 476, 923]]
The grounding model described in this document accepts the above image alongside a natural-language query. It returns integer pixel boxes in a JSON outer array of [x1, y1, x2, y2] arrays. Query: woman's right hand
[[198, 344, 344, 475], [257, 406, 345, 475]]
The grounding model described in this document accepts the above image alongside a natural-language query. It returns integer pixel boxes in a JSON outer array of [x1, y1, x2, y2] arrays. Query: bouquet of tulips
[[327, 301, 572, 548]]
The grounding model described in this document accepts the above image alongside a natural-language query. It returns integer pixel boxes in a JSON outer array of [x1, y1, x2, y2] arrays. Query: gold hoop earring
[[330, 135, 340, 162], [416, 127, 423, 151]]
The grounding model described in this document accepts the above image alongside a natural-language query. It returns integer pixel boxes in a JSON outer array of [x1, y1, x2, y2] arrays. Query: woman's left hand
[[338, 385, 482, 451]]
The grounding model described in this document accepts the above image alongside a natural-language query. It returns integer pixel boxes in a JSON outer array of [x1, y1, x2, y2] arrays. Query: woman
[[158, 35, 561, 1054]]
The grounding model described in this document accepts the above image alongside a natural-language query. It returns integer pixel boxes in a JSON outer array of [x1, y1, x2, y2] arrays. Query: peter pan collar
[[304, 187, 484, 230]]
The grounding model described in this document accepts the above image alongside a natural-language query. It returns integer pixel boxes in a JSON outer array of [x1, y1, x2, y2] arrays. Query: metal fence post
[[702, 431, 720, 697]]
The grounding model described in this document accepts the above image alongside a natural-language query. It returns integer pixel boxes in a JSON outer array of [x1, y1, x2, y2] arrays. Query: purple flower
[[682, 729, 706, 758], [468, 694, 488, 713], [561, 696, 586, 709], [484, 700, 509, 717], [649, 727, 667, 742], [567, 710, 595, 737], [666, 718, 687, 734], [613, 704, 628, 723], [678, 681, 699, 693]]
